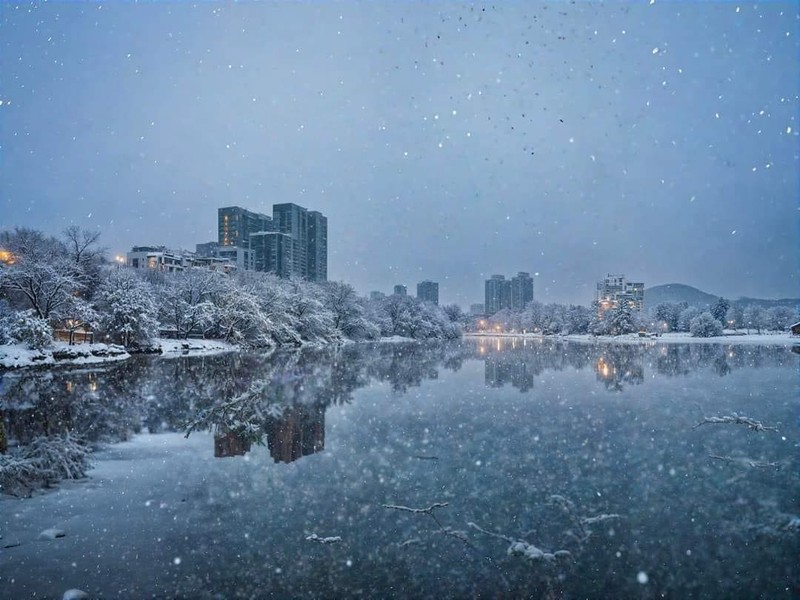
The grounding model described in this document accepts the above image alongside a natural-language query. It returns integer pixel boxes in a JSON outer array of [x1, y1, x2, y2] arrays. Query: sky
[[0, 1, 798, 306]]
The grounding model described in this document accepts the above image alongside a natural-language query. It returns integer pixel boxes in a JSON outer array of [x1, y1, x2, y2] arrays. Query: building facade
[[250, 232, 295, 279], [417, 280, 439, 305], [510, 272, 534, 311], [485, 275, 511, 314], [307, 210, 328, 282], [127, 246, 187, 272], [218, 206, 272, 248], [595, 274, 644, 314], [393, 284, 407, 296], [272, 203, 308, 279]]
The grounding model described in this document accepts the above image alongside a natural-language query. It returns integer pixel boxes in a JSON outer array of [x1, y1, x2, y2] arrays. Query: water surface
[[1, 339, 797, 598]]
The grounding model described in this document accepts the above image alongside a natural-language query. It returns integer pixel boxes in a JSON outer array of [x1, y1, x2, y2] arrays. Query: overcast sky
[[1, 2, 797, 305]]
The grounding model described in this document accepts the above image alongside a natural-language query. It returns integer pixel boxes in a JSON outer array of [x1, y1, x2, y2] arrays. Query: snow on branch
[[305, 534, 342, 545], [693, 413, 778, 432], [467, 521, 572, 564], [0, 433, 91, 497], [382, 502, 449, 515], [383, 501, 475, 549]]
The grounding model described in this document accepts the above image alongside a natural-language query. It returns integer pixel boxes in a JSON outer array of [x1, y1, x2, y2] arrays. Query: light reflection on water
[[1, 338, 798, 598]]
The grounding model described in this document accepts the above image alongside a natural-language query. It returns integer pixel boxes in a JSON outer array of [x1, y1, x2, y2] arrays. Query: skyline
[[1, 2, 797, 305]]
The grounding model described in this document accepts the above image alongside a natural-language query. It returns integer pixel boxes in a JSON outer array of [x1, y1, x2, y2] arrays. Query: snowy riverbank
[[465, 331, 796, 346], [0, 338, 239, 369], [0, 342, 130, 369]]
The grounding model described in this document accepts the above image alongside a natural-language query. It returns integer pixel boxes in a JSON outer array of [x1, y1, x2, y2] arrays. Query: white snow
[[378, 335, 416, 343], [38, 527, 66, 540], [155, 338, 237, 357], [0, 342, 130, 369]]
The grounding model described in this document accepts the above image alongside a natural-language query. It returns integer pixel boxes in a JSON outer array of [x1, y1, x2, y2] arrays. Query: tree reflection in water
[[1, 340, 795, 464]]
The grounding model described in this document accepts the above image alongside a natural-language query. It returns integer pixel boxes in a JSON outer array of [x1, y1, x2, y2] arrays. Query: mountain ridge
[[644, 283, 799, 310]]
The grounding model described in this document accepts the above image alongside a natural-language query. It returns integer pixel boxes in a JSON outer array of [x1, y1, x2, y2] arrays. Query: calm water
[[1, 339, 798, 599]]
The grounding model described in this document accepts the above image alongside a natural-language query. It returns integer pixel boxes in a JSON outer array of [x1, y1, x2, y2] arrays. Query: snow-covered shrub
[[689, 311, 723, 337], [8, 310, 53, 349], [0, 433, 91, 497]]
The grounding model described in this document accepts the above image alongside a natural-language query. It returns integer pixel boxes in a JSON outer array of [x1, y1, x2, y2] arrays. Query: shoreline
[[464, 331, 797, 346]]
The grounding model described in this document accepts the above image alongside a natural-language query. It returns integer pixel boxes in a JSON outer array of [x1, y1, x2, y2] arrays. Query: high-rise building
[[469, 303, 485, 316], [417, 280, 439, 305], [272, 203, 308, 279], [511, 272, 534, 311], [218, 206, 272, 248], [595, 274, 644, 314], [393, 284, 407, 296], [307, 210, 328, 282], [250, 232, 294, 278], [370, 291, 386, 301], [485, 275, 512, 314]]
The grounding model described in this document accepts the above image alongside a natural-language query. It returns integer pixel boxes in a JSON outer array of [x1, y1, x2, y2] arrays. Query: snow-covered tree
[[96, 269, 159, 347], [765, 306, 797, 331], [652, 302, 681, 332], [156, 268, 226, 338], [742, 304, 767, 334], [725, 305, 742, 330], [689, 311, 723, 337], [61, 226, 105, 299], [565, 305, 592, 334], [54, 297, 99, 345], [0, 228, 82, 321], [677, 306, 702, 332], [710, 297, 730, 325], [598, 304, 639, 336], [322, 281, 378, 340], [6, 310, 53, 349]]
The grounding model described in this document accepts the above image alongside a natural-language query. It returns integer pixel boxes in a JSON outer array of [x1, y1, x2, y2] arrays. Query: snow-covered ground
[[378, 335, 417, 343], [465, 331, 796, 346], [0, 342, 130, 369], [0, 338, 239, 369], [155, 338, 237, 357]]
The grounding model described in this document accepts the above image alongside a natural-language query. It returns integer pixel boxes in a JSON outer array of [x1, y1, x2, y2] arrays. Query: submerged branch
[[710, 454, 780, 469], [693, 413, 778, 433], [382, 502, 449, 515], [305, 534, 342, 545]]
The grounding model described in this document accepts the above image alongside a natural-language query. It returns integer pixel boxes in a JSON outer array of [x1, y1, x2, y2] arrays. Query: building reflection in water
[[479, 338, 535, 392], [265, 405, 325, 464], [213, 405, 325, 463]]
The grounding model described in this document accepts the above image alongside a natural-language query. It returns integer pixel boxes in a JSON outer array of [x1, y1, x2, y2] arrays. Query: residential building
[[307, 210, 328, 282], [195, 242, 251, 271], [510, 272, 534, 311], [417, 280, 439, 306], [272, 203, 308, 279], [595, 274, 645, 314], [218, 206, 272, 248], [126, 246, 187, 272], [370, 291, 386, 301], [469, 303, 485, 316], [485, 275, 511, 314], [250, 232, 294, 279], [393, 284, 407, 296]]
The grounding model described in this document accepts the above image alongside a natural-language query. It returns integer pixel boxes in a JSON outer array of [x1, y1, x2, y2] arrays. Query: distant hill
[[644, 284, 718, 309], [734, 296, 800, 309], [644, 283, 799, 311]]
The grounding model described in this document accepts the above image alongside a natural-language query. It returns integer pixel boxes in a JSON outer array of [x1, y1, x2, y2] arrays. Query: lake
[[1, 338, 797, 598]]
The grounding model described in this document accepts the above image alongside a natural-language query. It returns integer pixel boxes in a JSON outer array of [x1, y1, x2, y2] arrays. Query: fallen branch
[[710, 454, 780, 469], [693, 413, 778, 433], [305, 533, 342, 545], [468, 521, 571, 564], [383, 502, 449, 515]]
